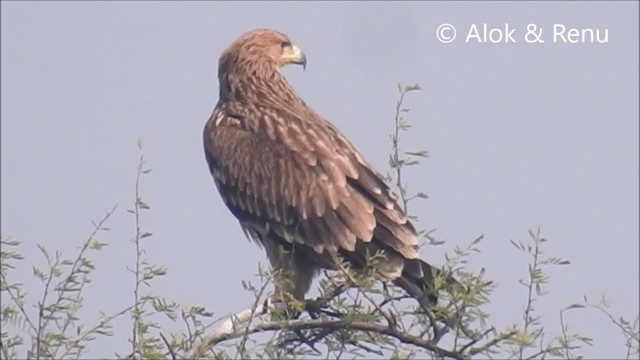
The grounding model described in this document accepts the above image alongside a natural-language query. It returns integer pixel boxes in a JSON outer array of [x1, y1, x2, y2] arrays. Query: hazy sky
[[1, 2, 638, 359]]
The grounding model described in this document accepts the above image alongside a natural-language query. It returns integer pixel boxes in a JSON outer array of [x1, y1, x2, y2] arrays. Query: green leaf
[[405, 150, 429, 158], [88, 240, 108, 250]]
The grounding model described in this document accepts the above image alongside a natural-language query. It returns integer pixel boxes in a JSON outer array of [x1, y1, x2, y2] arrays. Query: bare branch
[[188, 317, 465, 360]]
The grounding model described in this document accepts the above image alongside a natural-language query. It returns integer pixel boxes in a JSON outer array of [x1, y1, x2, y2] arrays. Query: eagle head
[[218, 28, 307, 84]]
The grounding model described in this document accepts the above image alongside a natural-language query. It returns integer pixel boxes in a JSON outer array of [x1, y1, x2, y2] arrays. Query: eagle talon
[[267, 296, 304, 320]]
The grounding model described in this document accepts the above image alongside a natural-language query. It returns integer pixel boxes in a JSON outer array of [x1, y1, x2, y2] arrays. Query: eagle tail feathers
[[394, 259, 463, 309]]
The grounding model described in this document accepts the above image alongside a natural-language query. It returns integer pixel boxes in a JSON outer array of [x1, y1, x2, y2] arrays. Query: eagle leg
[[262, 236, 319, 318]]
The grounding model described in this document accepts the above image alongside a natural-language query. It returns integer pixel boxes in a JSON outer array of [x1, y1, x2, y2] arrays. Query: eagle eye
[[281, 41, 292, 49]]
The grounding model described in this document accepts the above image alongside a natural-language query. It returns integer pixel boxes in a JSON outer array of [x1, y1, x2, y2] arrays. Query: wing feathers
[[311, 187, 326, 217], [205, 111, 421, 269], [320, 158, 346, 187], [323, 211, 356, 251], [340, 191, 375, 236], [300, 219, 323, 250], [252, 194, 263, 217], [323, 182, 341, 210]]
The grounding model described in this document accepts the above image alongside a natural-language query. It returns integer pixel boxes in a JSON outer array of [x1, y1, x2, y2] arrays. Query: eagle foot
[[267, 296, 304, 321]]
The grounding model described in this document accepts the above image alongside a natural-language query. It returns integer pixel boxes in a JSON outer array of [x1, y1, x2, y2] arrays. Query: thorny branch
[[189, 317, 465, 360], [186, 274, 515, 360]]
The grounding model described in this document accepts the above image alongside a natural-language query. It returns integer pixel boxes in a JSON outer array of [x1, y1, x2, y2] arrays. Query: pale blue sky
[[1, 2, 638, 359]]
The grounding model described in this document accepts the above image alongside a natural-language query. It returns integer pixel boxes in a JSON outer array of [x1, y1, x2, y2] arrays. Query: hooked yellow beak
[[281, 44, 307, 70]]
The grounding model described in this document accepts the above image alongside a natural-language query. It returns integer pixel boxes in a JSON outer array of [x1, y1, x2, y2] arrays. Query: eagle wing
[[203, 103, 422, 277]]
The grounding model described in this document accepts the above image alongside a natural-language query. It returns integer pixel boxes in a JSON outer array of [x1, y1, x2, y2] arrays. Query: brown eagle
[[203, 29, 451, 308]]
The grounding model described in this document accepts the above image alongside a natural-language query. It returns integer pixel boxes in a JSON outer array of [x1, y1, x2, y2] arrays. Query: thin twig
[[347, 339, 384, 356], [334, 259, 396, 329], [393, 87, 410, 213], [0, 339, 13, 360], [559, 308, 573, 359], [61, 304, 136, 359], [459, 327, 495, 353], [132, 149, 145, 358], [520, 227, 542, 358], [237, 279, 271, 358], [0, 277, 38, 335], [160, 333, 176, 360], [36, 252, 60, 360], [45, 204, 118, 358], [468, 330, 518, 356]]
